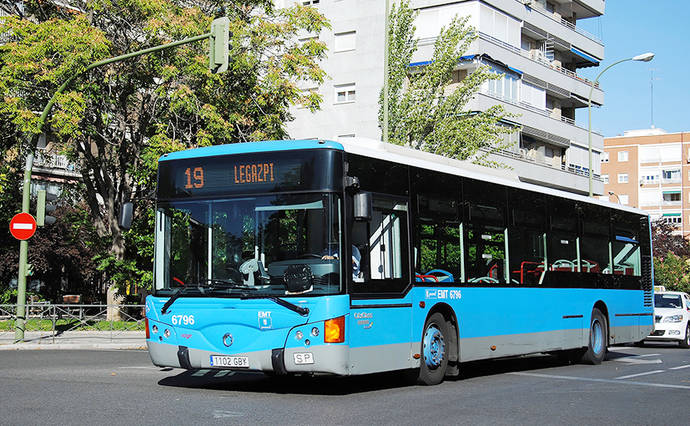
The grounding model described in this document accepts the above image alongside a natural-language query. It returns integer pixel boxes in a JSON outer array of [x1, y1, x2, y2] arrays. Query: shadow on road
[[157, 349, 629, 395]]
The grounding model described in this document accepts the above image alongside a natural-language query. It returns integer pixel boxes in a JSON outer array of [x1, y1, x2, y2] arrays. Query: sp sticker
[[258, 311, 272, 329]]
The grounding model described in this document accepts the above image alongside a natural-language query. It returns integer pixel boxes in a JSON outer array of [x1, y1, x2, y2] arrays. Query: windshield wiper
[[161, 280, 257, 314], [240, 294, 309, 317]]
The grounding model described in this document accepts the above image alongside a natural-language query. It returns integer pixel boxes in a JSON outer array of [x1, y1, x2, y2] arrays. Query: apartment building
[[284, 0, 606, 195], [603, 129, 690, 237]]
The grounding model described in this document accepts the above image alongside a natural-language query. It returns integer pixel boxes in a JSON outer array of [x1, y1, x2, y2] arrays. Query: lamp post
[[608, 190, 621, 204], [588, 52, 655, 197]]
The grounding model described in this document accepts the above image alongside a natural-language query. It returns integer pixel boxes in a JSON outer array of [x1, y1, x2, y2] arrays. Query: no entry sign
[[9, 213, 37, 240]]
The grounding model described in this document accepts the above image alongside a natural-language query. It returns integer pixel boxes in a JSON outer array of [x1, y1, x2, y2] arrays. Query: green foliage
[[379, 0, 517, 165], [0, 1, 330, 298], [654, 253, 690, 293]]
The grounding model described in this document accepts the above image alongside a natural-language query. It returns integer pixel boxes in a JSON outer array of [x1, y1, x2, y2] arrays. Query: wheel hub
[[423, 325, 445, 369]]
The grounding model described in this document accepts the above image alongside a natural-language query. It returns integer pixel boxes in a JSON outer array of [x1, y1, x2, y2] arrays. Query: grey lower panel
[[611, 324, 653, 344], [348, 342, 415, 375], [147, 340, 350, 375], [459, 329, 584, 362]]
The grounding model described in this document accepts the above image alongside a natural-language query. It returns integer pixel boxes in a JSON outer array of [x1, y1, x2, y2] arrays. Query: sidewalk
[[0, 331, 146, 351]]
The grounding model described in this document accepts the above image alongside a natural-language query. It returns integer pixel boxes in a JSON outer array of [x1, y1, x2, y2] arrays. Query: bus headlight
[[663, 315, 683, 323]]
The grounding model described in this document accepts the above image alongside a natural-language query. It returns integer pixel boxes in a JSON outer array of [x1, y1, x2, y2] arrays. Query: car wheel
[[581, 308, 608, 365], [679, 324, 690, 349], [416, 313, 449, 385]]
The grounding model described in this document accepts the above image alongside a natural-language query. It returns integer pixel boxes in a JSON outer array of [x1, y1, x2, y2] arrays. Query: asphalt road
[[1, 343, 690, 425]]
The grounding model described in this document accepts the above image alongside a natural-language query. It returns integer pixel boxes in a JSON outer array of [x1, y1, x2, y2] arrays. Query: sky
[[574, 1, 689, 137]]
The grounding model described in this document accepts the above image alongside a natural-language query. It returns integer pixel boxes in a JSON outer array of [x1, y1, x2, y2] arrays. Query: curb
[[0, 343, 147, 351]]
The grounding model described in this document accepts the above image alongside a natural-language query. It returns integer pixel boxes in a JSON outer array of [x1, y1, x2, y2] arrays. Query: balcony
[[33, 151, 81, 179], [514, 0, 603, 42]]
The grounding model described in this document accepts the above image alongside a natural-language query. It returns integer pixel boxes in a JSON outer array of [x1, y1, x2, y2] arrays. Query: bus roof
[[159, 137, 647, 217], [158, 139, 343, 161]]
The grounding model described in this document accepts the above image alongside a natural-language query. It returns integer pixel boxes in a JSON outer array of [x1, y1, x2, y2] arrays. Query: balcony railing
[[34, 151, 77, 172], [515, 0, 603, 44], [476, 32, 600, 89], [490, 147, 602, 181]]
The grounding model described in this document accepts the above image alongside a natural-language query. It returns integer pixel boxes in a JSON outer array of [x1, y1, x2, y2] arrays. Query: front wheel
[[679, 324, 690, 349], [416, 313, 449, 385], [581, 308, 608, 365]]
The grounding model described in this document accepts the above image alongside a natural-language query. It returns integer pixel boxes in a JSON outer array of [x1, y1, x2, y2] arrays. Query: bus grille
[[641, 254, 653, 307]]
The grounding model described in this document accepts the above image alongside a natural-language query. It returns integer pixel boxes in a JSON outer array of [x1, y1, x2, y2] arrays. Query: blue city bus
[[145, 138, 653, 385]]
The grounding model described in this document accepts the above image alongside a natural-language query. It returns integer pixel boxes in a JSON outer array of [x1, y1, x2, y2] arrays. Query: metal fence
[[0, 303, 145, 344]]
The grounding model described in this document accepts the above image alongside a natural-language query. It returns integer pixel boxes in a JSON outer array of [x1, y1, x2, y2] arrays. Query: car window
[[654, 294, 682, 308]]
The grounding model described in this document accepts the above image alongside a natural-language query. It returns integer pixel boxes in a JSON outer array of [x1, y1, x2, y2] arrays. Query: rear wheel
[[679, 324, 690, 348], [416, 313, 449, 385], [581, 308, 608, 365]]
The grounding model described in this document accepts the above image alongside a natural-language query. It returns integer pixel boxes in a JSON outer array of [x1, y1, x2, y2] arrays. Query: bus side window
[[580, 204, 610, 274], [612, 212, 642, 276], [414, 170, 461, 283], [548, 197, 579, 273], [463, 179, 507, 284], [508, 189, 547, 285]]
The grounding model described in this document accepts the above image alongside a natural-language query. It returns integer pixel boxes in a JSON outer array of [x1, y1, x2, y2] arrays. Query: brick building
[[603, 128, 690, 236]]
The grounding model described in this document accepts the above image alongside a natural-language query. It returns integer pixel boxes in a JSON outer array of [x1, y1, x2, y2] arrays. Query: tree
[[379, 0, 516, 165], [651, 219, 690, 292], [0, 0, 330, 297]]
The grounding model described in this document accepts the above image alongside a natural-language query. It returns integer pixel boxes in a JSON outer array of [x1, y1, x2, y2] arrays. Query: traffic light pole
[[14, 21, 228, 342]]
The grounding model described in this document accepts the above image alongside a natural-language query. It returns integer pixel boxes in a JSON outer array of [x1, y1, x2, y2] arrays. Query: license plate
[[293, 352, 314, 365], [210, 355, 249, 368]]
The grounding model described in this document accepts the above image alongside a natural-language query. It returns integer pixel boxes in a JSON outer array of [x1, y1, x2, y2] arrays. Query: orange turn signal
[[324, 316, 345, 343]]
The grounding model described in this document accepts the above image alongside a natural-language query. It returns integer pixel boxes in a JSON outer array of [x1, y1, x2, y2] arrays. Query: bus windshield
[[154, 193, 342, 296]]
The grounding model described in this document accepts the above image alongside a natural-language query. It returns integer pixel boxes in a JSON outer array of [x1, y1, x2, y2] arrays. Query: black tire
[[581, 308, 608, 365], [679, 324, 690, 349], [416, 312, 449, 385]]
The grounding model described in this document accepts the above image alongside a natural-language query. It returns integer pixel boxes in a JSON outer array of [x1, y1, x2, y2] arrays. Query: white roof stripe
[[335, 137, 647, 216]]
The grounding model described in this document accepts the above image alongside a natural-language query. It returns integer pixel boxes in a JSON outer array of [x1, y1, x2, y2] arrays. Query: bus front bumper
[[147, 340, 350, 375]]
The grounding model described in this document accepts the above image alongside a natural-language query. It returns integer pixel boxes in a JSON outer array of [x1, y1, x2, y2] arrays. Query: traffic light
[[36, 189, 56, 227], [209, 17, 230, 73]]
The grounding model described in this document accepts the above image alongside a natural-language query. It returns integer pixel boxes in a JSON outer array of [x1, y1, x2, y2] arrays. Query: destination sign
[[157, 150, 342, 199]]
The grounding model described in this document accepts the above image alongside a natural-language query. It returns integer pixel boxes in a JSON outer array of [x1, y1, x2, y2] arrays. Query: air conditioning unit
[[530, 50, 546, 62]]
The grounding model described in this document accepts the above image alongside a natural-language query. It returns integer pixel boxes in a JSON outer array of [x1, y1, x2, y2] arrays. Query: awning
[[409, 55, 477, 68], [662, 213, 681, 217], [662, 190, 681, 195], [571, 47, 600, 66]]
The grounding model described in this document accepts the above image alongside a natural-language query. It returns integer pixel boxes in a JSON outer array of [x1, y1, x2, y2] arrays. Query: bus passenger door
[[349, 195, 413, 375]]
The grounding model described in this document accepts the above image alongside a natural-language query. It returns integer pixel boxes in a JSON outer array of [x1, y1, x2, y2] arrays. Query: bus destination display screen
[[157, 149, 342, 198]]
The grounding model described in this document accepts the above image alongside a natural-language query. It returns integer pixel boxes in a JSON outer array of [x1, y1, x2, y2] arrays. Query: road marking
[[509, 372, 690, 390], [192, 369, 210, 376], [615, 370, 665, 380], [212, 410, 245, 418], [213, 370, 234, 377], [670, 365, 690, 370], [611, 355, 662, 365]]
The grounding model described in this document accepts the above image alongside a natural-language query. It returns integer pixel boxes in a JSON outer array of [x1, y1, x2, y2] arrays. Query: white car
[[645, 289, 690, 348]]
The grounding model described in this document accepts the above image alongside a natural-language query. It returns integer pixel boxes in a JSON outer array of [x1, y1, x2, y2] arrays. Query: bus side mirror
[[354, 192, 372, 221], [119, 202, 133, 230]]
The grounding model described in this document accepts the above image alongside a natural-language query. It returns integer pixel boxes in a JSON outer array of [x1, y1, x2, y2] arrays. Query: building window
[[663, 169, 681, 182], [618, 151, 629, 162], [302, 0, 320, 5], [663, 191, 681, 203], [602, 174, 609, 184], [334, 31, 356, 52], [618, 173, 629, 184], [619, 194, 629, 205], [642, 173, 659, 184], [663, 215, 682, 225], [334, 83, 356, 103], [601, 152, 609, 163]]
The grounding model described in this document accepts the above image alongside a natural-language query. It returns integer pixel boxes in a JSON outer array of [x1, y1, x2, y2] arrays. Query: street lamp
[[588, 52, 655, 197], [608, 190, 621, 204]]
